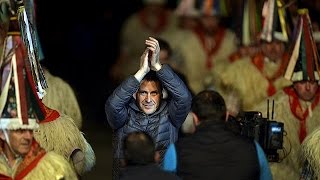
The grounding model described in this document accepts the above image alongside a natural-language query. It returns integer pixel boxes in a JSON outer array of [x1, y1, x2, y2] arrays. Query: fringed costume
[[216, 0, 294, 110], [301, 125, 320, 179], [42, 69, 82, 129], [178, 26, 237, 94], [254, 87, 320, 179], [217, 54, 292, 110], [34, 106, 95, 176]]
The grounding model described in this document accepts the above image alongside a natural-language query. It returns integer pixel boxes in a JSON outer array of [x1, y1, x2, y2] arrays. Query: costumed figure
[[0, 0, 95, 177], [175, 0, 237, 94], [254, 8, 320, 180], [160, 0, 200, 53], [0, 5, 77, 179], [159, 0, 199, 75], [216, 0, 293, 110]]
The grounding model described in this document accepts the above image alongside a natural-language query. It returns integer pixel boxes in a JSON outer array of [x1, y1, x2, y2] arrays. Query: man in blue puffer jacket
[[105, 37, 192, 180]]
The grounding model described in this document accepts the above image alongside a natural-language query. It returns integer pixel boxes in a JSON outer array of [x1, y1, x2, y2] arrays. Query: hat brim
[[0, 118, 39, 130], [291, 71, 320, 82]]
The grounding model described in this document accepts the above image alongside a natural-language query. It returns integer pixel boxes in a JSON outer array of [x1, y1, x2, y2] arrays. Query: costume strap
[[14, 141, 46, 180]]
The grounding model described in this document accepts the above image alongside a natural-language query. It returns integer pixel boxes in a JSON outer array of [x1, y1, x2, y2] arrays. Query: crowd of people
[[107, 0, 320, 179], [1, 0, 320, 179]]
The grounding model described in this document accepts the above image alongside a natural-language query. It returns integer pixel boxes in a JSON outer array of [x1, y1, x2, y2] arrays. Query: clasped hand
[[139, 37, 161, 73]]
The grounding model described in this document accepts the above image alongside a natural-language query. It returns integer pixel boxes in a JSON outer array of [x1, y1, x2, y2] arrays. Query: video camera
[[237, 100, 284, 162]]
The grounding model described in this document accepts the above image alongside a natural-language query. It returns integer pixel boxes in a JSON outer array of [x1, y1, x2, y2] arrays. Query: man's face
[[136, 80, 161, 114], [0, 129, 33, 157], [199, 16, 219, 35], [261, 41, 285, 62], [293, 81, 319, 101]]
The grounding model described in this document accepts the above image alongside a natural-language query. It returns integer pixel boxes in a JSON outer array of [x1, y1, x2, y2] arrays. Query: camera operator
[[164, 90, 272, 180]]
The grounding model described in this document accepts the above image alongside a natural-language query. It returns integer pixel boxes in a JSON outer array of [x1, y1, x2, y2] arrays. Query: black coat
[[176, 120, 260, 180]]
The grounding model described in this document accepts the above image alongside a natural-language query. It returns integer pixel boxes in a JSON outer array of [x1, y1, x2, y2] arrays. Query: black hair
[[123, 131, 155, 165], [142, 70, 163, 92], [192, 90, 227, 122]]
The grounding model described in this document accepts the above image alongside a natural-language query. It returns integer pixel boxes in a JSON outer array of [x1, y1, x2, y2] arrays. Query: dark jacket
[[176, 120, 260, 180], [105, 64, 192, 161], [119, 164, 181, 180]]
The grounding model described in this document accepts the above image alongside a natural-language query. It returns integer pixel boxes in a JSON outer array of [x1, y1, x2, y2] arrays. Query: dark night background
[[36, 0, 177, 126], [36, 1, 143, 126]]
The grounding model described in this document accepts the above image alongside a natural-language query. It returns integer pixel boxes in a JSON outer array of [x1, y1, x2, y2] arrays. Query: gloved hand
[[71, 149, 85, 176], [145, 37, 162, 71]]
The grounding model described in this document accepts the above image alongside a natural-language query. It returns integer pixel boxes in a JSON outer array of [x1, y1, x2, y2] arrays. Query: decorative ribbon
[[242, 0, 261, 46], [14, 141, 46, 180], [41, 106, 60, 123], [17, 3, 47, 98], [14, 37, 29, 124], [284, 19, 303, 80], [261, 0, 275, 42], [302, 12, 315, 81], [276, 0, 288, 42]]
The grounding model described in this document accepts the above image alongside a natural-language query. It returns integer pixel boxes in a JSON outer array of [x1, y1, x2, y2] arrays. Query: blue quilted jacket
[[105, 65, 192, 161]]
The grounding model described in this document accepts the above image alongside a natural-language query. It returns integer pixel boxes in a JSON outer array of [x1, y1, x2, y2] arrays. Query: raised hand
[[139, 48, 150, 74], [134, 48, 151, 82], [145, 37, 162, 71]]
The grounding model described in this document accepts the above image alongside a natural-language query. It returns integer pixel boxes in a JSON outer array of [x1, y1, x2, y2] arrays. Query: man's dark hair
[[123, 131, 155, 165], [142, 70, 163, 91], [192, 90, 227, 122]]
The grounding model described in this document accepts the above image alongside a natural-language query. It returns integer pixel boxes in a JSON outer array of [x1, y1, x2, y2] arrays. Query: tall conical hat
[[284, 9, 320, 82], [0, 14, 45, 130]]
